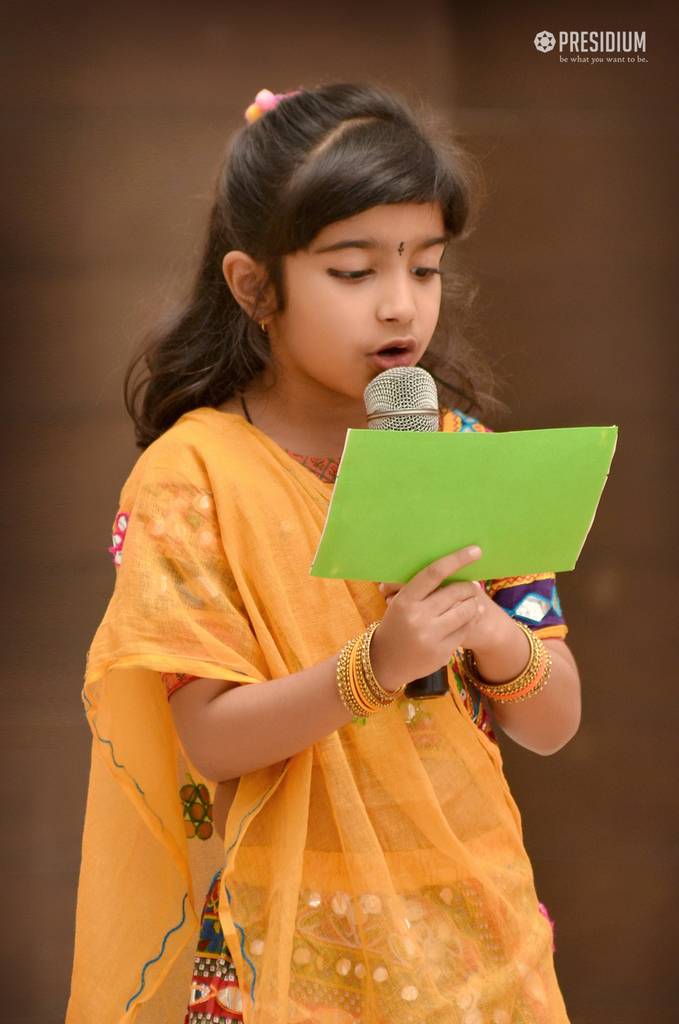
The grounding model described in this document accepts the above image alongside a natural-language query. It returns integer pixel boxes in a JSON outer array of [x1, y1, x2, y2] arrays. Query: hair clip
[[245, 89, 300, 124]]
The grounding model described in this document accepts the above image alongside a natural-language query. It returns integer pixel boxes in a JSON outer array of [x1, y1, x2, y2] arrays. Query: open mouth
[[369, 339, 417, 369], [378, 345, 410, 357]]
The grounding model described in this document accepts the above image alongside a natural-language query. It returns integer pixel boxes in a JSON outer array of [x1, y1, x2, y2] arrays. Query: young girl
[[68, 84, 580, 1024]]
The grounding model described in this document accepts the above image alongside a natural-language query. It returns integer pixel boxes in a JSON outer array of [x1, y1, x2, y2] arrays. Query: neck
[[243, 370, 368, 459]]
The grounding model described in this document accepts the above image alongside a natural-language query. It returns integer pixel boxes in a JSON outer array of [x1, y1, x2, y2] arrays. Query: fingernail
[[472, 580, 482, 589], [468, 546, 482, 559]]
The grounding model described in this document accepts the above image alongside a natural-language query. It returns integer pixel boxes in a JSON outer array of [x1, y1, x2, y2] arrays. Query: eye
[[327, 269, 373, 280], [411, 267, 442, 279]]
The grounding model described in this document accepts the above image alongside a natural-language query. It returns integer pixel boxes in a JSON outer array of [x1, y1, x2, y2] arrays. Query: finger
[[404, 546, 482, 603], [379, 581, 403, 598], [437, 596, 481, 639], [426, 579, 480, 617]]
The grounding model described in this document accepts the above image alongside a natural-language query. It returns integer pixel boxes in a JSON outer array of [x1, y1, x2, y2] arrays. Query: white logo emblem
[[534, 31, 556, 52]]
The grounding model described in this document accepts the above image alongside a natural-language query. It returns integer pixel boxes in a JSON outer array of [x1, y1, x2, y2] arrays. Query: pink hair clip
[[245, 89, 300, 124]]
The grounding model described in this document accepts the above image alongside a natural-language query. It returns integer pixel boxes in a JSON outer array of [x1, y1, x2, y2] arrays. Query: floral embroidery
[[399, 700, 444, 749], [187, 870, 556, 1021], [286, 451, 339, 483], [179, 775, 214, 840], [108, 511, 130, 566], [146, 486, 220, 562]]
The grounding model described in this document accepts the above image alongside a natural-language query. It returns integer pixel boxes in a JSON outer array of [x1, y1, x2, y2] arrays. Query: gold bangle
[[359, 625, 397, 706], [462, 620, 538, 693], [338, 635, 381, 717], [460, 621, 547, 699], [466, 644, 542, 696], [349, 636, 380, 714], [353, 648, 387, 711], [360, 622, 407, 703], [336, 624, 404, 717], [494, 649, 552, 702], [337, 638, 366, 717]]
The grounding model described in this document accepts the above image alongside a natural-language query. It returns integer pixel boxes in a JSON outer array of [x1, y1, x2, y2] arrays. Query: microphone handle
[[404, 665, 449, 700]]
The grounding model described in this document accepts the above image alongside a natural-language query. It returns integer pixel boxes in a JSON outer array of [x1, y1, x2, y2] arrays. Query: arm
[[170, 547, 484, 783], [169, 655, 352, 782], [465, 589, 581, 755], [170, 546, 580, 784], [378, 580, 581, 756]]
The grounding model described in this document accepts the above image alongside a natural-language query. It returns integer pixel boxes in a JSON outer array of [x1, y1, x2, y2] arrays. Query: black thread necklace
[[240, 395, 253, 425]]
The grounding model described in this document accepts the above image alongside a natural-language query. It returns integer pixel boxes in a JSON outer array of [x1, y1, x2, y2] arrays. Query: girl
[[68, 84, 580, 1024]]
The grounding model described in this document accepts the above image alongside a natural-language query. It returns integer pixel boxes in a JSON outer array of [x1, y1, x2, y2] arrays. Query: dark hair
[[126, 83, 492, 448]]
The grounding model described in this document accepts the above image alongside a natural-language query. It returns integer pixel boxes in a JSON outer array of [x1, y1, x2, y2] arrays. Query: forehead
[[311, 203, 445, 249]]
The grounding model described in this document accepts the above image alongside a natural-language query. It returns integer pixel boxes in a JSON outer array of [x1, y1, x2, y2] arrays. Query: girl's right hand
[[370, 546, 483, 692]]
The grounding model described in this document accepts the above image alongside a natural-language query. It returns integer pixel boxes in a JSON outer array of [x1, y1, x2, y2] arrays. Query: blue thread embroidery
[[224, 762, 288, 863], [227, 894, 257, 1002], [82, 687, 165, 831], [125, 893, 188, 1011]]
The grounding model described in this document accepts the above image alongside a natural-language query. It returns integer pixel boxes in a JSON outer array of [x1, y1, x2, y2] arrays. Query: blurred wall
[[449, 4, 679, 1023], [0, 1, 676, 1022]]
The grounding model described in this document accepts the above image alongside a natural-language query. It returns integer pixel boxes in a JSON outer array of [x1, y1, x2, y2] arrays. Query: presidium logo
[[534, 29, 647, 61], [534, 31, 556, 52]]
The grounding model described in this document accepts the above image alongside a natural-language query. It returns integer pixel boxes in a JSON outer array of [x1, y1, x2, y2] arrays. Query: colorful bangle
[[337, 639, 367, 717], [486, 650, 551, 703], [349, 637, 377, 714], [460, 621, 552, 703], [337, 623, 404, 717]]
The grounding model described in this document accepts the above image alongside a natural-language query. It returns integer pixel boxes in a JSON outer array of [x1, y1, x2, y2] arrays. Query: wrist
[[368, 629, 408, 692], [336, 625, 407, 717], [467, 612, 531, 685]]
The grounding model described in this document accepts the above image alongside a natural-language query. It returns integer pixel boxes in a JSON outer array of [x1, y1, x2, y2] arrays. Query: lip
[[368, 337, 417, 371]]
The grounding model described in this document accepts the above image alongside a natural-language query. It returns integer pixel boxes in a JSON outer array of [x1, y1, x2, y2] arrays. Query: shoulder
[[120, 408, 238, 506], [149, 406, 240, 457], [441, 408, 493, 434], [133, 407, 245, 469]]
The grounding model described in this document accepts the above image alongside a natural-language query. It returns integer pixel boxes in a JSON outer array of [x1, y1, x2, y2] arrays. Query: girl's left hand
[[379, 581, 581, 755], [379, 579, 513, 660]]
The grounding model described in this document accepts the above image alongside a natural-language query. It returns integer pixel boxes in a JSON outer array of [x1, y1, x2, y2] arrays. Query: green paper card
[[310, 426, 617, 583]]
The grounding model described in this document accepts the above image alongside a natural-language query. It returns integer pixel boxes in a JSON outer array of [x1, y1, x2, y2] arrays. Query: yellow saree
[[68, 407, 569, 1024]]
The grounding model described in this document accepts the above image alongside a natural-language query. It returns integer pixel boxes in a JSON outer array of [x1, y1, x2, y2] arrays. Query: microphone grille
[[363, 367, 439, 431]]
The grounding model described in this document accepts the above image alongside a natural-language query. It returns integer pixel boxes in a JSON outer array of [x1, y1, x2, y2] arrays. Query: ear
[[221, 251, 272, 319]]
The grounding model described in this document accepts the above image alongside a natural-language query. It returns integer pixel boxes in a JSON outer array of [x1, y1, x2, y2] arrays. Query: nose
[[376, 269, 417, 325]]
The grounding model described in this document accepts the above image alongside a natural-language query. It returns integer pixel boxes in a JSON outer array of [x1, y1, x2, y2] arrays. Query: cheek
[[422, 283, 442, 332], [288, 283, 366, 342]]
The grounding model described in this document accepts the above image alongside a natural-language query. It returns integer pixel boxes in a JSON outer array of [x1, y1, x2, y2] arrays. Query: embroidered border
[[126, 894, 188, 1011]]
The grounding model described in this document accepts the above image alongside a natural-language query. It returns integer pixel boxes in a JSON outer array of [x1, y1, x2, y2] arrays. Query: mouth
[[368, 338, 417, 370]]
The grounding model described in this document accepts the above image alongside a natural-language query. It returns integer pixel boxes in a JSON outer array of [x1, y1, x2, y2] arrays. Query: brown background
[[1, 1, 677, 1021]]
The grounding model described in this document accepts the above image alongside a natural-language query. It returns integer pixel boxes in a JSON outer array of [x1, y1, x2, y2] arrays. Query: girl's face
[[268, 203, 446, 402]]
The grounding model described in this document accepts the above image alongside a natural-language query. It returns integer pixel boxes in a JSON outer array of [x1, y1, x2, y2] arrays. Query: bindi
[[397, 241, 405, 256]]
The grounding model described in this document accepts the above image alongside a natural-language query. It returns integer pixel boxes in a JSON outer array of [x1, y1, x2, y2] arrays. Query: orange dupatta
[[67, 408, 569, 1024]]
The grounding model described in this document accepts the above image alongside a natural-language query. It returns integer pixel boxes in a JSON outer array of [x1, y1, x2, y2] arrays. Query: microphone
[[364, 366, 450, 700]]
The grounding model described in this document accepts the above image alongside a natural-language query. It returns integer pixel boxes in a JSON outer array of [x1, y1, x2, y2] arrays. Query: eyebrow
[[312, 235, 447, 254]]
